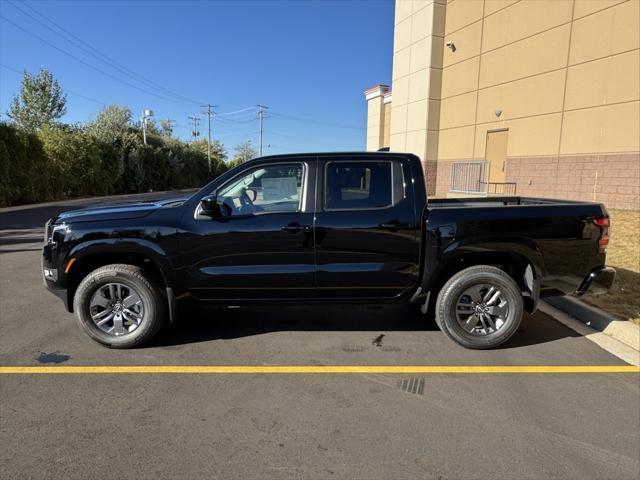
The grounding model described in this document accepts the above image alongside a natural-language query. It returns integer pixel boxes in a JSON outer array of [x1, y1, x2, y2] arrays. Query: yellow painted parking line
[[0, 365, 638, 374]]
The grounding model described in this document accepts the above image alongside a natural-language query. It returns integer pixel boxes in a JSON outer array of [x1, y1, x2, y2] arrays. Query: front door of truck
[[177, 158, 317, 300], [313, 156, 420, 298]]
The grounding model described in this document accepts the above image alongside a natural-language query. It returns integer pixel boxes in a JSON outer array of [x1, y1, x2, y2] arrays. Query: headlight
[[44, 220, 69, 245], [44, 219, 52, 243]]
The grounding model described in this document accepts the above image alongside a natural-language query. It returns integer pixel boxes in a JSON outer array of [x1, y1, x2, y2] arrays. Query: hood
[[55, 196, 188, 224]]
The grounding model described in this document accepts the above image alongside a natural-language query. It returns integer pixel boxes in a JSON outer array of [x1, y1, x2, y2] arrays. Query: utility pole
[[188, 115, 200, 143], [201, 104, 217, 172], [257, 104, 268, 156], [161, 118, 176, 137]]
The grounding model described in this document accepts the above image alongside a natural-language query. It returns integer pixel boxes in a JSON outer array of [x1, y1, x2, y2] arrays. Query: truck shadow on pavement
[[0, 205, 70, 230], [0, 205, 70, 254], [150, 303, 580, 350]]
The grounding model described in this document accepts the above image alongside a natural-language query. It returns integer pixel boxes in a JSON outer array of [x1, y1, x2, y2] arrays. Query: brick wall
[[427, 154, 639, 209], [434, 160, 453, 198], [506, 153, 640, 210], [422, 160, 438, 196]]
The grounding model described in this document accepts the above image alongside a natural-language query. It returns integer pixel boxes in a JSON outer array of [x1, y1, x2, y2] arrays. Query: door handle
[[379, 221, 408, 231], [281, 223, 311, 233]]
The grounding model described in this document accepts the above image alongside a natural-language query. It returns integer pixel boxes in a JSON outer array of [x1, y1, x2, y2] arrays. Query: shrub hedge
[[0, 123, 228, 207]]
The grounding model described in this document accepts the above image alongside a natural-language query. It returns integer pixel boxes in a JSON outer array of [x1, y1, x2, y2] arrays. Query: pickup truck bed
[[429, 196, 601, 207]]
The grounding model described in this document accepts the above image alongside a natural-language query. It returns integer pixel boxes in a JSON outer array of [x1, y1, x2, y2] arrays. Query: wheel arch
[[426, 251, 541, 314], [64, 243, 176, 319]]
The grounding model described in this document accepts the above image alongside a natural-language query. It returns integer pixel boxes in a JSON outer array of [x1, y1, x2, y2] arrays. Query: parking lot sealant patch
[[35, 352, 70, 364]]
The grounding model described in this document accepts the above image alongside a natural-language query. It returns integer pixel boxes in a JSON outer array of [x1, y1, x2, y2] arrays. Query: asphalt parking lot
[[1, 192, 639, 480]]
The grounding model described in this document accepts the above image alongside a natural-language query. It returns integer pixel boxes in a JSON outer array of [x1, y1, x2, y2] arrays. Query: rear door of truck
[[313, 154, 421, 299]]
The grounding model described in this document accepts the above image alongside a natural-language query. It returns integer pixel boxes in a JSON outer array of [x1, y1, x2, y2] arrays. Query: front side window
[[217, 163, 304, 216], [325, 161, 397, 210]]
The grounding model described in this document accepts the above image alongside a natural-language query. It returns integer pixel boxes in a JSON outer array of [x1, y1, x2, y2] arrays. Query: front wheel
[[435, 265, 523, 349], [73, 264, 166, 348]]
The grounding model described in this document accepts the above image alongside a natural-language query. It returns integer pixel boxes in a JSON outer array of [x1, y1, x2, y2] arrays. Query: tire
[[435, 265, 523, 349], [73, 264, 166, 348]]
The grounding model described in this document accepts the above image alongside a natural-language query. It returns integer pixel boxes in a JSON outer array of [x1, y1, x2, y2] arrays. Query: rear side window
[[325, 161, 403, 210]]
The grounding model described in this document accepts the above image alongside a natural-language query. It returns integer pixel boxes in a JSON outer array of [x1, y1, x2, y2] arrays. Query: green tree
[[0, 123, 56, 205], [210, 139, 228, 166], [232, 140, 257, 165], [8, 68, 67, 132], [39, 124, 114, 197], [192, 139, 228, 162], [87, 105, 133, 143]]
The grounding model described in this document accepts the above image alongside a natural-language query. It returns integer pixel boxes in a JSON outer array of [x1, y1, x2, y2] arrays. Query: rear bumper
[[574, 266, 616, 296]]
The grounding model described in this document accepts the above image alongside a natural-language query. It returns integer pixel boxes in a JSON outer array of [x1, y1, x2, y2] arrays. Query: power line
[[7, 0, 203, 105], [216, 116, 257, 125], [216, 106, 255, 117], [212, 130, 260, 138], [0, 15, 196, 106], [268, 131, 360, 150], [270, 111, 365, 130], [0, 62, 106, 106]]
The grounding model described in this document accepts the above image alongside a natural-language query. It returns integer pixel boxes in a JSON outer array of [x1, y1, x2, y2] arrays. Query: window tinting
[[325, 161, 394, 210]]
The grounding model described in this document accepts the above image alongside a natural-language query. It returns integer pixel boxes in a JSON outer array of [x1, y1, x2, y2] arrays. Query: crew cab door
[[314, 156, 420, 298], [177, 158, 316, 299]]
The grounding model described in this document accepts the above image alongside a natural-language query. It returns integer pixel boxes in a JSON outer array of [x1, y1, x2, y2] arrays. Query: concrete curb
[[539, 301, 640, 366], [545, 296, 640, 351]]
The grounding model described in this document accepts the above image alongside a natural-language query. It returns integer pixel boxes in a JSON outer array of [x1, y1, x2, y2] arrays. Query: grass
[[582, 209, 640, 324]]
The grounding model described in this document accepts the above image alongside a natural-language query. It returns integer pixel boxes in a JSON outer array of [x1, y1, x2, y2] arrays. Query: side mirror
[[199, 193, 222, 218]]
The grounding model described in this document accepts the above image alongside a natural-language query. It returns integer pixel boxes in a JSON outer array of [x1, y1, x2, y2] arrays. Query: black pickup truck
[[42, 152, 615, 349]]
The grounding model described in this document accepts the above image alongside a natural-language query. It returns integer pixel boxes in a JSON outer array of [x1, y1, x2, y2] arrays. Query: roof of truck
[[254, 151, 418, 161]]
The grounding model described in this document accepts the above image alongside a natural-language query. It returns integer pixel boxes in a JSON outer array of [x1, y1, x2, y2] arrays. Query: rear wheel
[[73, 264, 165, 348], [435, 265, 523, 349]]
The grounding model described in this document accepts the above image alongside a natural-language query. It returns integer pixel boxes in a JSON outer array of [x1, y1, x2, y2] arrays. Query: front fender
[[67, 238, 178, 288]]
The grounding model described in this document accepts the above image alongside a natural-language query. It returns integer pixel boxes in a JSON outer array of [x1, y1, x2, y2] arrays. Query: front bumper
[[43, 280, 71, 311], [42, 248, 72, 312], [574, 266, 616, 296]]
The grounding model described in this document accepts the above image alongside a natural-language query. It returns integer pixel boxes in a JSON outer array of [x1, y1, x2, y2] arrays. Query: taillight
[[594, 217, 610, 253]]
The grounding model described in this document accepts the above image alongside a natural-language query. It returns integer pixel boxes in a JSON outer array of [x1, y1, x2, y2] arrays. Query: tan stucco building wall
[[365, 85, 392, 150], [365, 0, 640, 209]]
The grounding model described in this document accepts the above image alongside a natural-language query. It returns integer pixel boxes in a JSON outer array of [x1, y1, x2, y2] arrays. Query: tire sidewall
[[437, 268, 523, 349], [74, 268, 159, 348]]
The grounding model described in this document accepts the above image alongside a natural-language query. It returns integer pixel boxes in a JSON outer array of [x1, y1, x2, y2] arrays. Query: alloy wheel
[[455, 283, 509, 335], [89, 283, 145, 336]]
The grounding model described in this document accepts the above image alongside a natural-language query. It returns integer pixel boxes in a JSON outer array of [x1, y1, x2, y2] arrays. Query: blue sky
[[0, 0, 394, 155]]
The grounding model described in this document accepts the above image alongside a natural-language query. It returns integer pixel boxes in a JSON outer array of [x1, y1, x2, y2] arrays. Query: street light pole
[[141, 109, 154, 145], [142, 114, 147, 145]]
